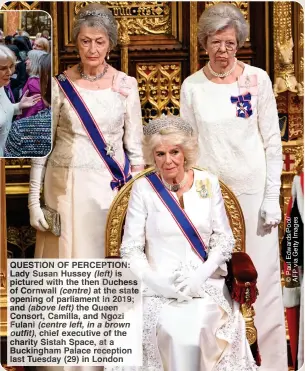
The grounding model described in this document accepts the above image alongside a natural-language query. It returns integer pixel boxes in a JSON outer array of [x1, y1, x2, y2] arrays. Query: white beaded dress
[[180, 64, 287, 371], [34, 72, 144, 261], [106, 169, 258, 371]]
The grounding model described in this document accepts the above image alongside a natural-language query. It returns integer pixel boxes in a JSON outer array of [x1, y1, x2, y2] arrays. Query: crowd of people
[[0, 27, 51, 157]]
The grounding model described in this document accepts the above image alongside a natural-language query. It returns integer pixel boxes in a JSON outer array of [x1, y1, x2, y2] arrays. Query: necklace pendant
[[105, 142, 115, 157], [171, 184, 180, 192]]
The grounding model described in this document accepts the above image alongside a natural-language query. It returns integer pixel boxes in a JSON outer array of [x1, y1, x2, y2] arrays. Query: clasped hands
[[143, 264, 210, 303]]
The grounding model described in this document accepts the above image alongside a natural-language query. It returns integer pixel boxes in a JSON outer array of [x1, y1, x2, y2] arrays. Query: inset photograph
[[0, 10, 52, 157]]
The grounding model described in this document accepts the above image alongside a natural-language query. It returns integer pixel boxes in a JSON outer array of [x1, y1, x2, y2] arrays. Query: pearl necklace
[[78, 63, 109, 82], [161, 172, 188, 192], [207, 58, 237, 78]]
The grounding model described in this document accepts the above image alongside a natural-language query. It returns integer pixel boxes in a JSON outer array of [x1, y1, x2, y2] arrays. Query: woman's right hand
[[29, 205, 49, 232], [19, 90, 41, 109], [143, 271, 191, 302]]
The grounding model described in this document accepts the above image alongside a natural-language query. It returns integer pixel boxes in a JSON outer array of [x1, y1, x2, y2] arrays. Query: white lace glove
[[260, 159, 282, 228], [28, 160, 49, 232], [175, 258, 219, 297], [142, 270, 191, 302]]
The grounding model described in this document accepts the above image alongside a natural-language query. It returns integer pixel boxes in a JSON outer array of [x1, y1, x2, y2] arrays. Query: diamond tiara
[[78, 10, 115, 24], [143, 114, 193, 136]]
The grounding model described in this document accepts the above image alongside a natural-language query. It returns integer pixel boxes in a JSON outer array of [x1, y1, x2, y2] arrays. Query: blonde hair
[[143, 127, 199, 171], [0, 45, 16, 65], [34, 37, 50, 53], [198, 3, 249, 49]]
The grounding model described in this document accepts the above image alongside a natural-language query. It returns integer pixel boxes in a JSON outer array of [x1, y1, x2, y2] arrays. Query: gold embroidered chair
[[105, 167, 260, 365]]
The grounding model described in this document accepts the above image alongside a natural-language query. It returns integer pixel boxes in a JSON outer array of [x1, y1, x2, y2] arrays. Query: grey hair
[[27, 50, 47, 76], [143, 127, 199, 171], [73, 4, 118, 49], [198, 3, 249, 49], [0, 45, 16, 65]]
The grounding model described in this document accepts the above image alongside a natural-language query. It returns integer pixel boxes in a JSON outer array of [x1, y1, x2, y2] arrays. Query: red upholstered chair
[[105, 167, 260, 365]]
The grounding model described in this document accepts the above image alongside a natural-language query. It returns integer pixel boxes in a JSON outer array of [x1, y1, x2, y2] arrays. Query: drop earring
[[107, 51, 110, 60]]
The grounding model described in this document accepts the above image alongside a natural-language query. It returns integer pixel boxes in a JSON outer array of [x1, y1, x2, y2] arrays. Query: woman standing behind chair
[[29, 3, 144, 272], [180, 4, 287, 370], [0, 45, 41, 156]]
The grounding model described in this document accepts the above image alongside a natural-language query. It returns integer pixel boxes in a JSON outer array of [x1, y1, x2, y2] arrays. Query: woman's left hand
[[19, 90, 41, 109]]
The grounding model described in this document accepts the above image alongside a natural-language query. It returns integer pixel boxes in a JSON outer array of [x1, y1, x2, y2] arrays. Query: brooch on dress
[[238, 74, 258, 95], [57, 74, 66, 82], [230, 93, 253, 118], [195, 179, 211, 198], [105, 142, 115, 157]]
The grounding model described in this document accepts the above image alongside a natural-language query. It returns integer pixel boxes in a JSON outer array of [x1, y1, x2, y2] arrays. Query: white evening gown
[[107, 169, 258, 371], [180, 64, 287, 371], [34, 73, 143, 260], [35, 73, 143, 371], [0, 86, 20, 156]]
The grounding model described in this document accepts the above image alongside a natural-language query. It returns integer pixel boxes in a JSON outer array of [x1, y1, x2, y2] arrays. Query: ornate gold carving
[[220, 183, 245, 253], [74, 1, 172, 36], [0, 273, 5, 289], [7, 226, 36, 255], [1, 1, 40, 10], [190, 3, 198, 74], [241, 303, 257, 345], [118, 18, 130, 74], [293, 3, 304, 86], [137, 62, 181, 121], [282, 141, 304, 175], [5, 158, 31, 167], [273, 38, 303, 96], [273, 2, 293, 81]]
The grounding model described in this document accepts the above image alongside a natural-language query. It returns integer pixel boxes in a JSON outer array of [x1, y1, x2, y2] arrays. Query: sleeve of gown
[[257, 70, 282, 162], [123, 77, 144, 166], [180, 80, 198, 134], [207, 177, 235, 268], [120, 180, 150, 279], [12, 102, 21, 115]]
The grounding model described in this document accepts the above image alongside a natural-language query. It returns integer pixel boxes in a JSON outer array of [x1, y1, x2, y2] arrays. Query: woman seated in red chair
[[119, 115, 258, 371]]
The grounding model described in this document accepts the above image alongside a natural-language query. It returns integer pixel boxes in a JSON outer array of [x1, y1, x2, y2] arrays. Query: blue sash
[[146, 172, 208, 262], [55, 73, 131, 191]]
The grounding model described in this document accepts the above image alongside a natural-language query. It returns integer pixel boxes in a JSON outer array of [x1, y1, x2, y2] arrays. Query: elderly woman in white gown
[[29, 5, 144, 370], [180, 4, 287, 370], [0, 45, 41, 156], [28, 3, 144, 263], [118, 115, 258, 371]]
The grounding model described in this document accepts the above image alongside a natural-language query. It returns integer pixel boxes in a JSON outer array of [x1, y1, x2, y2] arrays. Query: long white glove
[[142, 270, 191, 302], [28, 159, 49, 232], [175, 257, 220, 297], [260, 159, 282, 227]]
